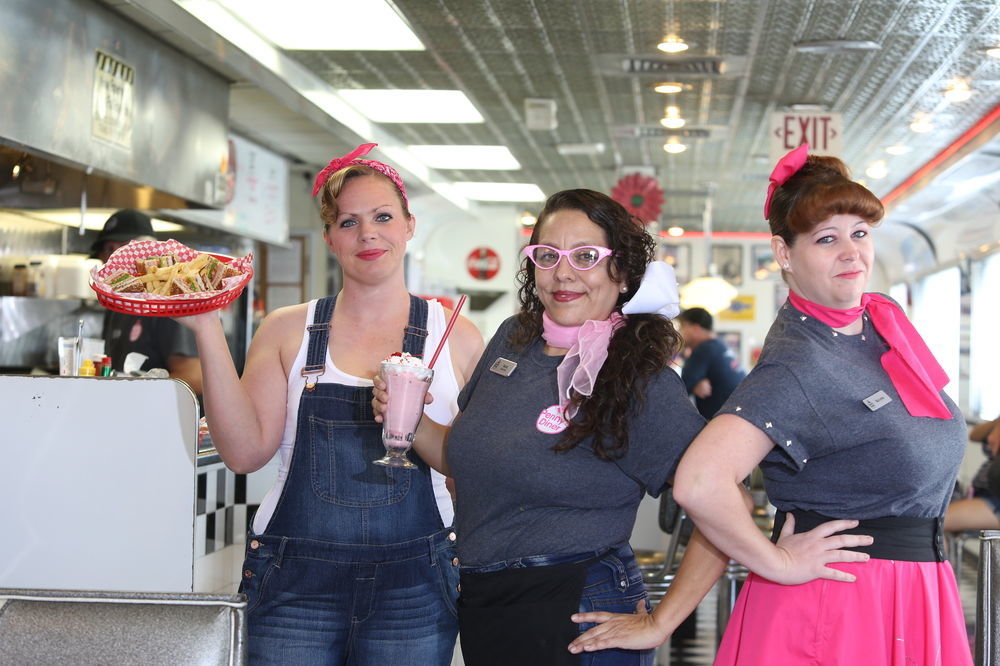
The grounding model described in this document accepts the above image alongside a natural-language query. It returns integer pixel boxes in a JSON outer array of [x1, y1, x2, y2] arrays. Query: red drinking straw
[[428, 294, 467, 369]]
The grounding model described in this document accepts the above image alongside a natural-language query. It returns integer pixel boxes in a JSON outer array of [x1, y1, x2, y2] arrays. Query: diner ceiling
[[98, 0, 1000, 233]]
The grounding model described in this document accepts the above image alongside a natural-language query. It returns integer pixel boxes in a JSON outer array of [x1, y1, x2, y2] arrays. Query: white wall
[[288, 167, 329, 302], [673, 234, 787, 370], [409, 200, 522, 342]]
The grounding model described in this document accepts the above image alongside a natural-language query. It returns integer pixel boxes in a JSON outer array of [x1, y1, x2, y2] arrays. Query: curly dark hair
[[512, 189, 683, 461]]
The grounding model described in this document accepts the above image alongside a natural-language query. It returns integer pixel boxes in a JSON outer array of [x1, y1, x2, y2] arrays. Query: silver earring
[[782, 263, 789, 270], [620, 285, 628, 293]]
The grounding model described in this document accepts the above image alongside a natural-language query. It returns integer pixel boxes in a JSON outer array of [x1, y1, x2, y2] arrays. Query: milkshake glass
[[375, 355, 433, 469]]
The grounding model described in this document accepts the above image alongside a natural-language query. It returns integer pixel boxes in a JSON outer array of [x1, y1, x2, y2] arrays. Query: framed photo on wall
[[752, 245, 781, 280], [718, 331, 742, 362], [659, 243, 691, 284], [711, 244, 743, 285]]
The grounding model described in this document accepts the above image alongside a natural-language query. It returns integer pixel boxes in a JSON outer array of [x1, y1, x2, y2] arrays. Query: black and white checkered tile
[[194, 465, 258, 558]]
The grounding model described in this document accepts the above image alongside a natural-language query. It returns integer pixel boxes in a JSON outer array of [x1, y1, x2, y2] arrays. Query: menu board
[[221, 134, 289, 244]]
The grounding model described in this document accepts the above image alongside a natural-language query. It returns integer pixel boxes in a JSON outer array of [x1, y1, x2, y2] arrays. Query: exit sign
[[769, 111, 843, 163]]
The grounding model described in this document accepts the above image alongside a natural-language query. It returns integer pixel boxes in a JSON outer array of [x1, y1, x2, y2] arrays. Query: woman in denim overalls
[[179, 144, 484, 664]]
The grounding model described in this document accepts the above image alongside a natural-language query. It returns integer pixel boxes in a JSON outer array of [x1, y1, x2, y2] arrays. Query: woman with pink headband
[[178, 143, 484, 664], [572, 146, 973, 665]]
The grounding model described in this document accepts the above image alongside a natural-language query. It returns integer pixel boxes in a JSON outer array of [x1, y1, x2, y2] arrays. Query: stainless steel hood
[[0, 145, 189, 211], [0, 0, 230, 210]]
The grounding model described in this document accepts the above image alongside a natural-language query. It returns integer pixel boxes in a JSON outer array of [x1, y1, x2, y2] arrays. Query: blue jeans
[[461, 544, 653, 666], [576, 545, 654, 666], [241, 530, 459, 665]]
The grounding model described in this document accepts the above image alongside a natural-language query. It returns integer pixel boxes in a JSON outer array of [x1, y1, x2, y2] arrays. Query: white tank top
[[252, 298, 461, 533]]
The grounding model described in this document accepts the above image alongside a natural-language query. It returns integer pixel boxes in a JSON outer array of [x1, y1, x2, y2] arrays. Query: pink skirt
[[713, 560, 972, 666]]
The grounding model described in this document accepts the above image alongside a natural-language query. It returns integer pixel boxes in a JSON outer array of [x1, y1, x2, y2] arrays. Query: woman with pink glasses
[[374, 188, 859, 665]]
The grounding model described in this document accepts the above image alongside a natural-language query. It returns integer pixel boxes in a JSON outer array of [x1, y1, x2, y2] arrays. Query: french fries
[[109, 252, 239, 296]]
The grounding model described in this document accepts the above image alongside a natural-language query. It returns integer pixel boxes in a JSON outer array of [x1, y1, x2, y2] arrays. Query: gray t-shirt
[[718, 300, 966, 519], [449, 316, 705, 566]]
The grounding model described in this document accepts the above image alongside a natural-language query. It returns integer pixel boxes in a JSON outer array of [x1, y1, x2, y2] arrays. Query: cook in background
[[93, 209, 202, 394]]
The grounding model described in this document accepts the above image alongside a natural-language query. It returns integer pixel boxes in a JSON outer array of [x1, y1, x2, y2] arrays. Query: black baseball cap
[[89, 209, 155, 257]]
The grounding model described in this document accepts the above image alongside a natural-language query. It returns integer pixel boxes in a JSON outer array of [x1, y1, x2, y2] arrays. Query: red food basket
[[90, 239, 255, 317]]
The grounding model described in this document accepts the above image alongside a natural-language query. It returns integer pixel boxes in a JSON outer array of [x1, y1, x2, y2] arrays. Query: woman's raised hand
[[172, 310, 223, 333], [769, 514, 873, 584], [568, 600, 666, 655]]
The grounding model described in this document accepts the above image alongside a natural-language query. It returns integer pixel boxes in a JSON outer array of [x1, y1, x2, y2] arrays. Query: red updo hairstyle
[[767, 155, 885, 246]]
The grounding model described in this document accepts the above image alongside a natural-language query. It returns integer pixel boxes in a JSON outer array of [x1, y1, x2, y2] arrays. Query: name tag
[[490, 357, 517, 377], [536, 404, 568, 434], [863, 390, 892, 411]]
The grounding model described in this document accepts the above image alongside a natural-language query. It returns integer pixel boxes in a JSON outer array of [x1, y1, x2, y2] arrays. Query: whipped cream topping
[[382, 351, 426, 367]]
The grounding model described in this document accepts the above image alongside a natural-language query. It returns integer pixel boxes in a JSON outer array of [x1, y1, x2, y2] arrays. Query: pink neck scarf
[[541, 311, 624, 419], [787, 290, 951, 419]]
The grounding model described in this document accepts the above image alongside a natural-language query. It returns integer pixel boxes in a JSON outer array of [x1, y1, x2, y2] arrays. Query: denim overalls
[[239, 295, 459, 665]]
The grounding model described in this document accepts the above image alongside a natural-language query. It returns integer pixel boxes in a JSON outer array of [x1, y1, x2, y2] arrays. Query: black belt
[[771, 509, 946, 562]]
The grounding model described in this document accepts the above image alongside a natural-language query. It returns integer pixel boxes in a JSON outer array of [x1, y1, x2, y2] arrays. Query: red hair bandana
[[311, 143, 409, 207], [764, 143, 810, 219]]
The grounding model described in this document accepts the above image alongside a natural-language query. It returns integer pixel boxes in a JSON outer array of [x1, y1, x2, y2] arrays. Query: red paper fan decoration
[[611, 173, 664, 222]]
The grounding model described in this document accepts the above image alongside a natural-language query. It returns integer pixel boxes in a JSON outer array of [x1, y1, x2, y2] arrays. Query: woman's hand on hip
[[568, 600, 666, 654], [771, 513, 873, 584]]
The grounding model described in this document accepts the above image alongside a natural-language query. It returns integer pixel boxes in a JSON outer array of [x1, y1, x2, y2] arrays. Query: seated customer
[[944, 417, 1000, 532]]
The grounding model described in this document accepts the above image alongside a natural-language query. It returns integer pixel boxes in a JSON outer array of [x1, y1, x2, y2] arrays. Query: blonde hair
[[318, 165, 411, 228]]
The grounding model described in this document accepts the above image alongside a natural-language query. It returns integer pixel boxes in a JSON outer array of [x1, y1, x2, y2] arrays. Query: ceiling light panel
[[338, 90, 484, 123], [453, 182, 546, 202], [409, 145, 521, 170], [216, 0, 424, 51]]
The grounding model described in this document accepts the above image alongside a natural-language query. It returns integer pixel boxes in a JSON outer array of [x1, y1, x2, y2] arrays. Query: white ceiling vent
[[614, 126, 724, 140], [525, 98, 558, 131], [596, 55, 746, 78]]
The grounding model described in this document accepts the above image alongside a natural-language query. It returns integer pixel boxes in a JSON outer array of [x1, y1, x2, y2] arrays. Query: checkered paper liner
[[90, 239, 254, 317]]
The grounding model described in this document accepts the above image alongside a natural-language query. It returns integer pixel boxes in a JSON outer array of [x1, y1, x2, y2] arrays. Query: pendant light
[[657, 1, 689, 54], [660, 106, 686, 129], [679, 197, 736, 314]]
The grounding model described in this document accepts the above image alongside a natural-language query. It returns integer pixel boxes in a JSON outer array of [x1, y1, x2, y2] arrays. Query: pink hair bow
[[310, 143, 409, 207], [763, 143, 809, 219]]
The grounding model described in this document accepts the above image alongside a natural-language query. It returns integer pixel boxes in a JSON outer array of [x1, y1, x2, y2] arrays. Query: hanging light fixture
[[652, 82, 685, 94], [657, 1, 688, 53], [943, 78, 972, 103], [680, 276, 738, 314], [865, 160, 888, 180], [909, 112, 933, 133], [884, 143, 911, 156], [660, 106, 686, 129], [663, 137, 687, 154], [678, 196, 736, 314], [658, 35, 689, 53]]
